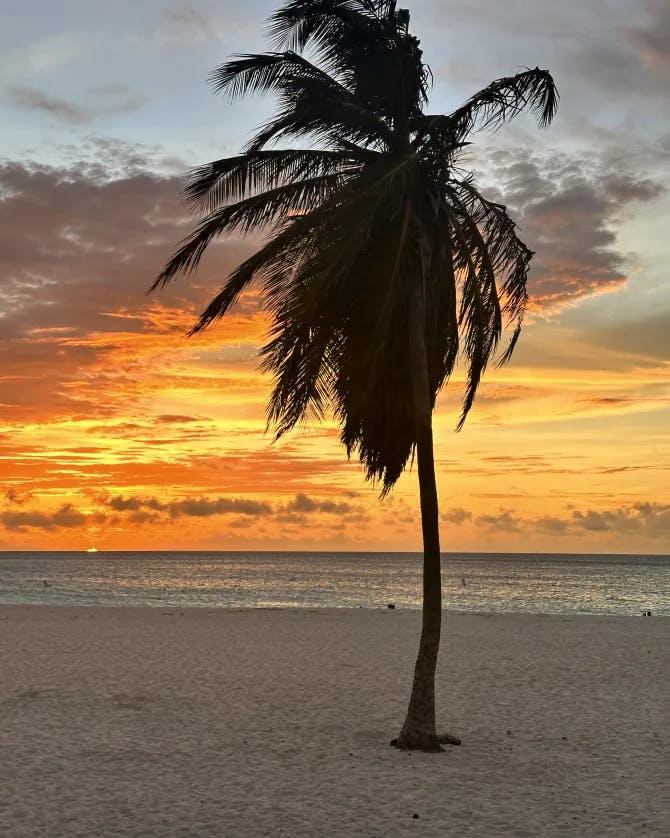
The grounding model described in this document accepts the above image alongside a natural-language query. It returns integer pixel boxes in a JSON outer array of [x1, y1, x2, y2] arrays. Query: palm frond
[[261, 309, 337, 437], [212, 49, 394, 151], [452, 178, 532, 319], [188, 215, 319, 334], [151, 175, 342, 290], [267, 0, 380, 52], [442, 177, 533, 427], [188, 167, 390, 332], [449, 67, 559, 139], [210, 52, 291, 99], [245, 90, 393, 152], [153, 1, 557, 497], [449, 217, 499, 429], [211, 50, 347, 100], [184, 149, 359, 213], [267, 0, 428, 123]]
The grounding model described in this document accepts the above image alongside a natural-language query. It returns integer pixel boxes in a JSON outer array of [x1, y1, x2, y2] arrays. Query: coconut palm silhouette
[[154, 0, 557, 751]]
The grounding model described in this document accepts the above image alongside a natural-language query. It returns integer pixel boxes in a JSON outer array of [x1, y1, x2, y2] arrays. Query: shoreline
[[1, 602, 666, 617], [2, 607, 668, 836]]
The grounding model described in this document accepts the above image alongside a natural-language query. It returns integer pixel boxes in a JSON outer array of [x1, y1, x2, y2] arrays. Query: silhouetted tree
[[154, 0, 557, 751]]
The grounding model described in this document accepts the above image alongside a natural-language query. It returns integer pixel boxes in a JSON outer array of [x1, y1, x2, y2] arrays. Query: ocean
[[0, 551, 667, 615]]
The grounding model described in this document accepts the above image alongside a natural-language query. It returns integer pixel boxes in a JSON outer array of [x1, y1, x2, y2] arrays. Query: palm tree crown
[[154, 0, 558, 495]]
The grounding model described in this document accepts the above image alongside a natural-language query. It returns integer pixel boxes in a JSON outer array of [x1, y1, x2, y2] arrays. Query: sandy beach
[[1, 607, 668, 837]]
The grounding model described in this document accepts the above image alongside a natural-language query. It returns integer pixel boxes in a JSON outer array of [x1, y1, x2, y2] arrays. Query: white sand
[[1, 606, 668, 837]]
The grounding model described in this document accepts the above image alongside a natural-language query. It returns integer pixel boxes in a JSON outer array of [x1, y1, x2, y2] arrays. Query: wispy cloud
[[621, 0, 670, 80], [6, 88, 86, 124], [159, 5, 221, 43], [0, 31, 92, 78], [6, 85, 146, 124]]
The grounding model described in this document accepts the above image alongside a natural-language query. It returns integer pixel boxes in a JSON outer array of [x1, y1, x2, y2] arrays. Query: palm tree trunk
[[396, 280, 444, 752]]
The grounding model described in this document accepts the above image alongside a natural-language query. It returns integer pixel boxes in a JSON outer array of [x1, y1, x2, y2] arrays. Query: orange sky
[[2, 238, 668, 552], [1, 1, 669, 553]]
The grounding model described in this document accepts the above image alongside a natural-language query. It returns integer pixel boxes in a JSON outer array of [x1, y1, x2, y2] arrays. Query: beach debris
[[387, 603, 396, 609], [412, 814, 420, 819]]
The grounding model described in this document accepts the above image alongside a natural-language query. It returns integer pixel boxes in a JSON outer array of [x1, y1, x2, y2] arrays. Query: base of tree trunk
[[390, 731, 461, 752], [437, 732, 462, 746]]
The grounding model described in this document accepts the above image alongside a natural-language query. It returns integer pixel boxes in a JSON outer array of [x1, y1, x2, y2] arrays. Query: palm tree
[[154, 0, 557, 751]]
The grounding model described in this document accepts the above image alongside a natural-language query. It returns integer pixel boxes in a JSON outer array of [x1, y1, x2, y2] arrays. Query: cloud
[[476, 509, 522, 530], [127, 510, 162, 525], [571, 503, 670, 534], [0, 492, 277, 534], [282, 492, 354, 515], [0, 150, 663, 433], [106, 495, 164, 512], [535, 516, 569, 534], [155, 414, 204, 424], [621, 1, 670, 80], [1, 492, 275, 533], [167, 497, 272, 518], [441, 507, 472, 525], [478, 151, 665, 311], [100, 493, 272, 518], [97, 491, 360, 522], [418, 0, 670, 133], [7, 89, 86, 124], [0, 31, 92, 78], [3, 488, 33, 505], [6, 85, 146, 124], [0, 157, 259, 423], [6, 495, 667, 540], [468, 502, 670, 538], [0, 503, 87, 531], [157, 5, 222, 46]]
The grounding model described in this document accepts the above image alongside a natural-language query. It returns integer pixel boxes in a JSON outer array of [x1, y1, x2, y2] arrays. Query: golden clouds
[[1, 158, 668, 551]]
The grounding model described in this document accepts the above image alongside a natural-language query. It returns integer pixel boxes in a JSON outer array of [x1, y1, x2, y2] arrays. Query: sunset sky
[[1, 0, 668, 552]]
